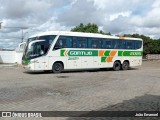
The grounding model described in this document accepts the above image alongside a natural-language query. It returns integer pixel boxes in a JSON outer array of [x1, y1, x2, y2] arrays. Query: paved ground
[[0, 61, 160, 120]]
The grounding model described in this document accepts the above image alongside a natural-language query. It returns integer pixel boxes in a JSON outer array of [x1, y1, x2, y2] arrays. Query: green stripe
[[104, 51, 110, 56], [122, 51, 142, 56], [101, 57, 107, 62], [118, 51, 123, 56], [60, 50, 65, 56], [60, 50, 143, 57]]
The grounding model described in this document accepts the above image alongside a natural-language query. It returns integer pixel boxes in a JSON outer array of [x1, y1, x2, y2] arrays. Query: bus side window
[[66, 36, 72, 48], [88, 38, 92, 48], [55, 39, 62, 48], [106, 39, 112, 49], [99, 39, 102, 48], [88, 38, 101, 49], [55, 36, 74, 49], [112, 39, 117, 49], [54, 36, 66, 49], [72, 37, 77, 48], [101, 39, 105, 48], [117, 39, 126, 49], [135, 40, 142, 49], [122, 40, 126, 49], [92, 39, 97, 48], [126, 40, 134, 49], [77, 37, 87, 48]]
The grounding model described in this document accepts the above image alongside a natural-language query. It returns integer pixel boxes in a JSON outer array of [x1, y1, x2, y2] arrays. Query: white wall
[[15, 51, 23, 64], [0, 51, 16, 63], [0, 51, 23, 64], [146, 54, 160, 60], [0, 42, 26, 64]]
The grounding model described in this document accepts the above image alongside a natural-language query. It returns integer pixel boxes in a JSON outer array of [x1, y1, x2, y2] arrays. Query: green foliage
[[71, 23, 160, 55], [71, 23, 111, 35]]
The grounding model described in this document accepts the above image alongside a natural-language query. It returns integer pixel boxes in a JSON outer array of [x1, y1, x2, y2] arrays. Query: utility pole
[[21, 28, 24, 43], [19, 27, 28, 42]]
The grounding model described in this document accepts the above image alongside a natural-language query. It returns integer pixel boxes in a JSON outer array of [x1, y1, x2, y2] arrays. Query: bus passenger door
[[34, 56, 45, 70], [33, 43, 46, 71]]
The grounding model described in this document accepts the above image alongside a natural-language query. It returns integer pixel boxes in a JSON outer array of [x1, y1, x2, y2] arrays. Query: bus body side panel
[[47, 50, 67, 70], [129, 56, 142, 67], [81, 57, 94, 69], [94, 56, 104, 68], [46, 49, 143, 70]]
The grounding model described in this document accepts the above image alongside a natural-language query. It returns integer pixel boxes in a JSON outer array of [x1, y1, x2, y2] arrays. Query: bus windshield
[[23, 35, 56, 60], [25, 40, 45, 59]]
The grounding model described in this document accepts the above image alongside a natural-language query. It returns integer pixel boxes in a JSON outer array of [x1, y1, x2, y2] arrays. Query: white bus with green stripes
[[22, 31, 143, 73]]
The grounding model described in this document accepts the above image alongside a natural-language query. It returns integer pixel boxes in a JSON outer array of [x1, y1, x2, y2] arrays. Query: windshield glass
[[25, 41, 45, 59], [23, 35, 56, 60]]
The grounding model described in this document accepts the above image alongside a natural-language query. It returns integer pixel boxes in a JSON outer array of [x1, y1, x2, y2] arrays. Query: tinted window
[[55, 36, 72, 49], [106, 40, 112, 49], [88, 38, 102, 48], [28, 37, 36, 43], [126, 40, 134, 49], [135, 40, 142, 49], [32, 42, 45, 56], [77, 37, 87, 48], [66, 36, 72, 48], [102, 39, 112, 49], [38, 35, 55, 45], [112, 39, 117, 49], [72, 37, 77, 48], [116, 39, 126, 49], [38, 35, 55, 53]]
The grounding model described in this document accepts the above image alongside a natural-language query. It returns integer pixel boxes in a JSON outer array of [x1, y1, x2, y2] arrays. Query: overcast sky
[[0, 0, 160, 49]]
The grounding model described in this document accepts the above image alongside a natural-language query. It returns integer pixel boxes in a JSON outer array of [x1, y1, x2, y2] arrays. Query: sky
[[0, 0, 160, 49]]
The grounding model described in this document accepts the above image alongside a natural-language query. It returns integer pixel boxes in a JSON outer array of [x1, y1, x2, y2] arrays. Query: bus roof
[[29, 31, 143, 41]]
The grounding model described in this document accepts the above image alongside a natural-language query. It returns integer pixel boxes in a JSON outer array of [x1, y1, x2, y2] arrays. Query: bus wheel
[[122, 61, 129, 70], [52, 62, 63, 73], [113, 61, 121, 71]]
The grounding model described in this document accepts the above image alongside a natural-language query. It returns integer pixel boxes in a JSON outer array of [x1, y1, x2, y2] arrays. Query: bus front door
[[34, 56, 45, 71]]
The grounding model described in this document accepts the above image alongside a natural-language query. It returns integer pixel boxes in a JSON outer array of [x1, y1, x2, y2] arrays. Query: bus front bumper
[[23, 64, 34, 71]]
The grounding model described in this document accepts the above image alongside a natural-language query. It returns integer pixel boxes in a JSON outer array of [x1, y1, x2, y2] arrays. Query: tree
[[71, 23, 111, 35], [71, 23, 98, 33]]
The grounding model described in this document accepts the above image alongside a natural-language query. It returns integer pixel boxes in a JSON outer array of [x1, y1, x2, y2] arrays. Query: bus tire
[[122, 61, 129, 70], [113, 61, 121, 71], [52, 62, 63, 73]]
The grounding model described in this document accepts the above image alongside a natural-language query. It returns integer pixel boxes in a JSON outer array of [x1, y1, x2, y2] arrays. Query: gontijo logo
[[130, 52, 142, 56], [61, 50, 98, 56], [70, 51, 92, 56]]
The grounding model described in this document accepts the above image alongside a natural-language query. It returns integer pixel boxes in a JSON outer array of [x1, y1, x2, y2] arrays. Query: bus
[[22, 31, 143, 73]]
